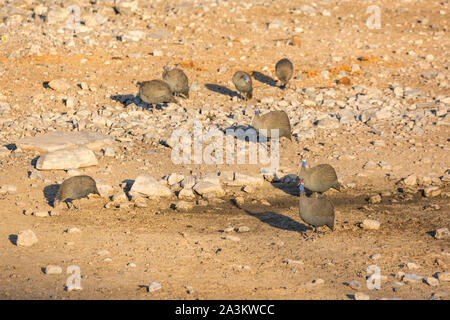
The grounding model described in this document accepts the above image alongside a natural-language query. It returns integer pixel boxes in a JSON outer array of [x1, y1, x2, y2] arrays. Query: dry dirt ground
[[0, 0, 449, 300]]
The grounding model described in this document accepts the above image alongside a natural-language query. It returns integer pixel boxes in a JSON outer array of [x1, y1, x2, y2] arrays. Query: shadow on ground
[[205, 83, 241, 99]]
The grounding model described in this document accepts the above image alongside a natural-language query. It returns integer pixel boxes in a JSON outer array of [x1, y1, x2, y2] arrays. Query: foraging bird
[[275, 58, 293, 89], [297, 157, 341, 193], [53, 175, 100, 209], [232, 71, 253, 100], [251, 109, 292, 140], [138, 79, 178, 105], [162, 66, 189, 98], [298, 179, 335, 232]]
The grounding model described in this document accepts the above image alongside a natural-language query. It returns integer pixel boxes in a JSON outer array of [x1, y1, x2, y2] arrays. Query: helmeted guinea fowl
[[53, 175, 100, 209]]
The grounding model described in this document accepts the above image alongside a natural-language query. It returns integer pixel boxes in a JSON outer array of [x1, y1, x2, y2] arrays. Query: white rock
[[361, 219, 380, 230], [425, 277, 439, 287], [148, 281, 162, 293], [45, 265, 62, 275], [36, 147, 98, 170], [434, 228, 450, 240], [130, 174, 172, 198], [403, 174, 417, 186], [17, 131, 114, 153], [48, 79, 71, 91], [193, 181, 224, 196], [16, 230, 38, 247]]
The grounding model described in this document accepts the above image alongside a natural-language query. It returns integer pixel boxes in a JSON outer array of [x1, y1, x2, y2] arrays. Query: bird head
[[53, 199, 60, 208], [243, 75, 250, 83], [163, 65, 170, 72], [254, 109, 260, 115]]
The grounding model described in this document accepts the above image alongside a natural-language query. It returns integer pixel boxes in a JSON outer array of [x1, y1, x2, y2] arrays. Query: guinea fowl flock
[[53, 58, 341, 238]]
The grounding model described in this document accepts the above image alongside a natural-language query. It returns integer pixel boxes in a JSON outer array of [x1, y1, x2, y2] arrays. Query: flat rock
[[17, 131, 114, 153], [45, 265, 62, 275], [361, 219, 380, 230], [148, 281, 162, 293], [36, 147, 98, 170], [228, 173, 264, 187], [130, 174, 172, 198], [403, 272, 424, 283], [16, 229, 38, 247], [193, 181, 224, 196], [48, 79, 71, 91], [354, 292, 370, 300]]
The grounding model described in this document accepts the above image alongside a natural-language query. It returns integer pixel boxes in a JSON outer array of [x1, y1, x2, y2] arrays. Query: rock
[[193, 181, 224, 196], [437, 272, 450, 282], [65, 97, 78, 108], [370, 253, 381, 260], [236, 226, 250, 233], [36, 147, 98, 170], [175, 201, 193, 211], [48, 79, 71, 91], [167, 173, 184, 186], [354, 292, 370, 300], [45, 265, 62, 275], [16, 230, 38, 247], [229, 173, 264, 187], [425, 277, 439, 287], [130, 174, 172, 198], [316, 117, 340, 129], [180, 176, 196, 189], [349, 280, 362, 290], [368, 194, 381, 204], [96, 182, 113, 198], [423, 186, 441, 197], [403, 174, 417, 186], [434, 228, 450, 240], [148, 281, 162, 293], [403, 272, 424, 284], [178, 188, 196, 200], [0, 184, 17, 195], [407, 262, 420, 270], [17, 131, 114, 153], [33, 211, 49, 217], [66, 227, 81, 233], [361, 219, 380, 230]]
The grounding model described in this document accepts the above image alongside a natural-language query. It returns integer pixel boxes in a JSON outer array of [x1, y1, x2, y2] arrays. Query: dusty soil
[[0, 0, 449, 300]]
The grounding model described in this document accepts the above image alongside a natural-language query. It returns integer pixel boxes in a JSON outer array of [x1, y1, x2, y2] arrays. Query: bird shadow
[[205, 84, 242, 99], [271, 182, 299, 197], [111, 94, 171, 110], [110, 94, 140, 107], [231, 200, 310, 234], [43, 184, 60, 207], [251, 71, 278, 87]]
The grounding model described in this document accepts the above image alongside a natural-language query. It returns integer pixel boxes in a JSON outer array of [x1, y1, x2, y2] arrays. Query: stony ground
[[0, 0, 449, 300]]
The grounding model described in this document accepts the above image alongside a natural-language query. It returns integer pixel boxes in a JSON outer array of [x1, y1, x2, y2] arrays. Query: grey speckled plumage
[[298, 158, 341, 193], [54, 175, 100, 208], [232, 71, 253, 100], [162, 67, 189, 98], [139, 79, 178, 105], [275, 58, 293, 89], [251, 110, 292, 140], [298, 181, 335, 231]]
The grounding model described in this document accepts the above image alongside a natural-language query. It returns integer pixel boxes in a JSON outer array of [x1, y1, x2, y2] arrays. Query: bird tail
[[246, 91, 252, 100]]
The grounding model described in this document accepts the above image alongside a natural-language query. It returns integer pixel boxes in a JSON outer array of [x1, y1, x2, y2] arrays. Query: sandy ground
[[0, 0, 449, 299]]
